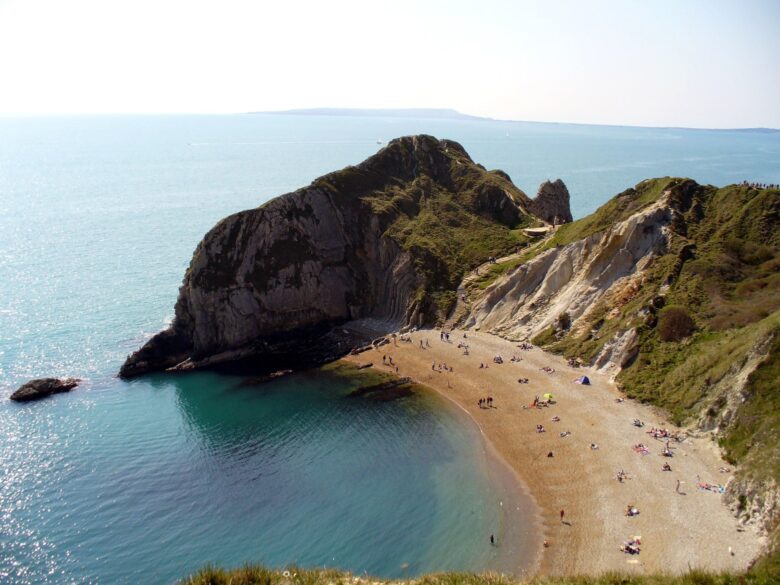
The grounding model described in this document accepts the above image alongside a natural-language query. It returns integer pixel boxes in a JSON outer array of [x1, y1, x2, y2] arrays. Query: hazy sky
[[0, 0, 778, 128]]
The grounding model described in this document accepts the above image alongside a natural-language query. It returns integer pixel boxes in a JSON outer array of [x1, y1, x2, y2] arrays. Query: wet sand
[[343, 328, 764, 576]]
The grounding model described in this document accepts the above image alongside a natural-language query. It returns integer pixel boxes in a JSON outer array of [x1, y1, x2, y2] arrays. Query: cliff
[[120, 135, 541, 378], [461, 178, 780, 553]]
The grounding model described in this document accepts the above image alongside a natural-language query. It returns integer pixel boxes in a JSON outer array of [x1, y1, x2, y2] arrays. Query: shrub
[[658, 306, 696, 342], [556, 312, 572, 330]]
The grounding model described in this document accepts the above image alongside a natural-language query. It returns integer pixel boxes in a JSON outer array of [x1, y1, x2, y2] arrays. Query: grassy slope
[[314, 138, 537, 323], [522, 180, 779, 566], [180, 565, 778, 585]]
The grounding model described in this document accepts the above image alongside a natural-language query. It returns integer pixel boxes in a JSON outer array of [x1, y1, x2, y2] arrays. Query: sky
[[0, 0, 778, 128]]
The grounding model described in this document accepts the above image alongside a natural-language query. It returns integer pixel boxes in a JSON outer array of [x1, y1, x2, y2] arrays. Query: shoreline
[[343, 328, 764, 575], [426, 377, 544, 576]]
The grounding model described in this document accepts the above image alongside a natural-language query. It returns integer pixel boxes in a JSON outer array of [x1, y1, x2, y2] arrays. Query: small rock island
[[10, 377, 81, 402]]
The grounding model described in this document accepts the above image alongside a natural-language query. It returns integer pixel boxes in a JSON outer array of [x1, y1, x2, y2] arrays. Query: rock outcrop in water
[[10, 377, 80, 402], [121, 135, 543, 378]]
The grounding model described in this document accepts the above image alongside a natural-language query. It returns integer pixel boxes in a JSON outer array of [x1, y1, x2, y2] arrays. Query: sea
[[1, 114, 779, 584]]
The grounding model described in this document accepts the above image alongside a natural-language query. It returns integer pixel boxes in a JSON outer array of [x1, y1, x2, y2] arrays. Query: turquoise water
[[1, 115, 779, 584]]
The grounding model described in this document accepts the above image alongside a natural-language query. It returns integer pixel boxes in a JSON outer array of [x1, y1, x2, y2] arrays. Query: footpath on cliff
[[344, 328, 763, 576]]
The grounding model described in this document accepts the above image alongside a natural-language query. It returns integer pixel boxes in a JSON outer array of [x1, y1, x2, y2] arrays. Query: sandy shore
[[343, 328, 763, 576]]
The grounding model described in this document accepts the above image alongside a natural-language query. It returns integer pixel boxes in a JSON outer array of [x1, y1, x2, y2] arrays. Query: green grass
[[180, 566, 780, 585], [510, 177, 680, 267], [522, 181, 780, 554], [322, 137, 538, 324]]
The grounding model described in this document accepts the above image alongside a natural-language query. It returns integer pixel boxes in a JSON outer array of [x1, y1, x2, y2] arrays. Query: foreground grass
[[180, 566, 779, 585]]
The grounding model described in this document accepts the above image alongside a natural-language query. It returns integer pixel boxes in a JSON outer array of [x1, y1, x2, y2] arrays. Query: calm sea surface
[[1, 115, 779, 584]]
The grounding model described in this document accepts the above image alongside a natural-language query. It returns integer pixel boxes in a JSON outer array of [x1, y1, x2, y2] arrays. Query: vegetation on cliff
[[521, 179, 779, 562], [121, 135, 547, 377], [311, 137, 538, 321]]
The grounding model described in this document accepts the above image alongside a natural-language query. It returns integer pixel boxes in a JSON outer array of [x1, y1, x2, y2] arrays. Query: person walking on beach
[[560, 509, 565, 523], [490, 534, 495, 545]]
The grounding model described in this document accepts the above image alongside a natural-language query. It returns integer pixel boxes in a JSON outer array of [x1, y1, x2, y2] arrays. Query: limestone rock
[[529, 179, 573, 225], [10, 377, 80, 402], [120, 135, 538, 378]]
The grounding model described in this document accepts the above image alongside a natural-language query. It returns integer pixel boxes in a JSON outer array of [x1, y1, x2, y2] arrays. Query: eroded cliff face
[[466, 195, 671, 344], [460, 178, 780, 545], [121, 135, 537, 378]]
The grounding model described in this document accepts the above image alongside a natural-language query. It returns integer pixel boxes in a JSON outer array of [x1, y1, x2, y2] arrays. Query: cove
[[0, 366, 535, 584]]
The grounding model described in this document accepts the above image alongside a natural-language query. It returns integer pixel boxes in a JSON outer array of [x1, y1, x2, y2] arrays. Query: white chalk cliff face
[[466, 196, 672, 357]]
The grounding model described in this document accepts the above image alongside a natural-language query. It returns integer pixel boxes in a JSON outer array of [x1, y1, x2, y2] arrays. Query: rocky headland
[[120, 135, 565, 378]]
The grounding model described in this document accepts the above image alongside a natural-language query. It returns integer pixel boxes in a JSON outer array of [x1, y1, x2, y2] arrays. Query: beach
[[343, 329, 764, 576]]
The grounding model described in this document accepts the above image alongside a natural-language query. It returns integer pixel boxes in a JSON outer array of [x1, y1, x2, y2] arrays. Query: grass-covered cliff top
[[311, 135, 541, 321], [181, 565, 779, 585]]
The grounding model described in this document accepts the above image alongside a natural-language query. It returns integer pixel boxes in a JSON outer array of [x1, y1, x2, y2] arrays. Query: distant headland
[[250, 107, 779, 133], [249, 107, 487, 121]]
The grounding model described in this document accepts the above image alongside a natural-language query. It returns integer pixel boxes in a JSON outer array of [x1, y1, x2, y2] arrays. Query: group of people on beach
[[431, 361, 453, 373], [478, 396, 494, 409], [381, 354, 400, 374], [374, 326, 709, 562], [647, 427, 684, 441]]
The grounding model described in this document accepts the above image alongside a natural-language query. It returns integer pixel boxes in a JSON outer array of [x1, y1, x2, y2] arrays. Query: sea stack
[[120, 135, 545, 378], [529, 179, 573, 225]]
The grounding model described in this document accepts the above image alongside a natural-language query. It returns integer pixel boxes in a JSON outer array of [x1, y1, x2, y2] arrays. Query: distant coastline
[[249, 107, 486, 121], [250, 107, 779, 133]]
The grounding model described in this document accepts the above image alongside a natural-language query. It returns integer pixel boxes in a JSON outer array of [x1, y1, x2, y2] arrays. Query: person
[[431, 362, 435, 371], [543, 539, 550, 548], [662, 462, 672, 471], [547, 451, 554, 458], [490, 534, 495, 545], [560, 509, 565, 523]]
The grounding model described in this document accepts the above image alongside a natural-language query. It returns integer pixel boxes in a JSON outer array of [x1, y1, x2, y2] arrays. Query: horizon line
[[0, 108, 778, 133]]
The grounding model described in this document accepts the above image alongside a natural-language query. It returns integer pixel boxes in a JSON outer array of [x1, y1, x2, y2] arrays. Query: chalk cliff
[[461, 177, 780, 542]]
